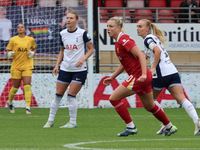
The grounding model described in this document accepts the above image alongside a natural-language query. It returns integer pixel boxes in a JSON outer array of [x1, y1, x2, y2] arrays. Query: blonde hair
[[68, 11, 79, 20], [141, 19, 167, 45], [109, 17, 125, 33]]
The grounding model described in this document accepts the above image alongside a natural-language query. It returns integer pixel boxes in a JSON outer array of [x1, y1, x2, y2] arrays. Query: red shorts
[[122, 70, 152, 95]]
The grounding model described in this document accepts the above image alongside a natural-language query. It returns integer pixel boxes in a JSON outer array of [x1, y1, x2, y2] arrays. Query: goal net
[[0, 1, 93, 108]]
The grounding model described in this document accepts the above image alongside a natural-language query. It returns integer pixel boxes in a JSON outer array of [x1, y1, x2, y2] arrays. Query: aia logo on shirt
[[17, 48, 28, 52], [66, 44, 78, 50]]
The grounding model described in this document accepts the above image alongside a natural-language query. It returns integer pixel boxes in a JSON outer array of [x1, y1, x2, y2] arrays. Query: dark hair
[[18, 24, 26, 29]]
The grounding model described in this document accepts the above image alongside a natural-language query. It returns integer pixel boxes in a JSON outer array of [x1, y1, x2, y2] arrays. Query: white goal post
[[87, 0, 94, 108]]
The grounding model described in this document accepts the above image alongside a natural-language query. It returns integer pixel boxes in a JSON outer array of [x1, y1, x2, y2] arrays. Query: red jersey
[[115, 33, 142, 76]]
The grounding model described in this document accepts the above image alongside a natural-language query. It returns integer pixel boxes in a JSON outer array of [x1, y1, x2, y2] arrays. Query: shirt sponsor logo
[[122, 39, 130, 46], [17, 48, 28, 52], [66, 44, 78, 50]]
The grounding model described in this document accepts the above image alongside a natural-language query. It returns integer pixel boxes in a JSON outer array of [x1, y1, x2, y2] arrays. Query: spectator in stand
[[0, 7, 12, 52], [179, 0, 198, 23]]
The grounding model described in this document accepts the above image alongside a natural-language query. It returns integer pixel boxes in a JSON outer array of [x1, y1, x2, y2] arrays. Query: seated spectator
[[179, 0, 198, 23]]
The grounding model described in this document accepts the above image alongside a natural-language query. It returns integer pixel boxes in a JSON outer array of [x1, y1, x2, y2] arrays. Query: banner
[[99, 23, 200, 51], [0, 73, 200, 108], [0, 6, 87, 60]]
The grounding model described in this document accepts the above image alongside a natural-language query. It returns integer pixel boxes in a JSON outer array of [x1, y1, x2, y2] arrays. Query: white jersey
[[60, 28, 92, 72], [144, 34, 178, 78], [0, 18, 12, 41]]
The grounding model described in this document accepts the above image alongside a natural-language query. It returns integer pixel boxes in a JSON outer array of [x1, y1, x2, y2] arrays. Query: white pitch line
[[63, 138, 200, 150]]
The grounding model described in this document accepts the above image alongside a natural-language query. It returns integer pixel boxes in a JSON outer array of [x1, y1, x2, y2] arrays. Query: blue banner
[[0, 6, 87, 60]]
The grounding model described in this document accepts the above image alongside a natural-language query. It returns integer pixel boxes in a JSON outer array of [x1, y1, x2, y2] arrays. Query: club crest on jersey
[[117, 47, 119, 53], [66, 44, 78, 50]]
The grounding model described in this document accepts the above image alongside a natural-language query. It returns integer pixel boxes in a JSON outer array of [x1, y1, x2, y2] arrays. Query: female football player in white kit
[[43, 11, 94, 128], [137, 19, 200, 135]]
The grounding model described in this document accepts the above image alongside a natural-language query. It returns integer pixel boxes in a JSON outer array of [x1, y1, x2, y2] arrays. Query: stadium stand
[[37, 0, 57, 7], [158, 9, 175, 23], [127, 0, 144, 8], [169, 0, 183, 12], [82, 0, 102, 7], [112, 9, 131, 23], [148, 0, 166, 7], [15, 0, 35, 6], [127, 0, 144, 12], [104, 0, 123, 7], [60, 0, 79, 7], [134, 9, 153, 23], [0, 0, 12, 6], [99, 9, 110, 23]]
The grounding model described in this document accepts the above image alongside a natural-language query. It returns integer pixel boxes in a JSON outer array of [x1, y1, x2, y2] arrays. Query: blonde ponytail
[[151, 23, 167, 45], [140, 19, 167, 45]]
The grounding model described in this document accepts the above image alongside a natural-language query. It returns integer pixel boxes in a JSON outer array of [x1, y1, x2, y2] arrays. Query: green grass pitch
[[0, 108, 200, 150]]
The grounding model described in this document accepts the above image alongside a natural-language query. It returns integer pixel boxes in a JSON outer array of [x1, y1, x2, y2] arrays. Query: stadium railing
[[100, 7, 200, 23]]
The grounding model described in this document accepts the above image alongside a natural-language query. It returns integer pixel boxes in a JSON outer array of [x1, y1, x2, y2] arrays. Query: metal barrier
[[100, 7, 200, 23]]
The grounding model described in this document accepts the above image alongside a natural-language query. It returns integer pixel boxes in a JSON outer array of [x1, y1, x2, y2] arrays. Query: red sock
[[147, 104, 170, 125], [110, 100, 132, 124]]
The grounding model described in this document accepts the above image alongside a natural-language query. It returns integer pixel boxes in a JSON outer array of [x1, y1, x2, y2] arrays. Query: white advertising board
[[99, 23, 200, 51], [0, 73, 200, 108]]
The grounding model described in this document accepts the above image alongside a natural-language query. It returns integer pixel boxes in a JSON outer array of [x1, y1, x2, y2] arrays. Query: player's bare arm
[[75, 42, 94, 67], [151, 46, 161, 74], [129, 46, 147, 82]]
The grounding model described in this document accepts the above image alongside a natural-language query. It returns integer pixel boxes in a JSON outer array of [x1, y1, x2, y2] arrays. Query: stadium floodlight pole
[[87, 0, 94, 108]]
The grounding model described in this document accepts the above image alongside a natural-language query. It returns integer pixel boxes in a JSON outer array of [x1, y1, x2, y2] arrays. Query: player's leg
[[152, 78, 165, 111], [153, 89, 166, 134], [59, 82, 82, 128], [109, 83, 137, 136], [43, 70, 70, 128], [167, 73, 200, 135], [139, 92, 177, 136], [153, 89, 163, 110], [60, 71, 87, 128], [43, 82, 69, 128], [151, 76, 171, 134], [169, 85, 200, 135], [8, 68, 21, 113], [22, 69, 33, 114]]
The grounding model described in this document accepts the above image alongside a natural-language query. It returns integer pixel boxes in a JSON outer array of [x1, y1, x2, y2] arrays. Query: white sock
[[181, 98, 199, 124], [68, 94, 77, 125], [26, 106, 30, 110], [154, 99, 163, 111], [48, 94, 62, 122], [165, 122, 172, 129], [126, 121, 135, 128]]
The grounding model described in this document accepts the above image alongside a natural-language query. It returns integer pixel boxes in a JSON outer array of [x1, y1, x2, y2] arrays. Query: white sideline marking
[[63, 138, 200, 150]]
